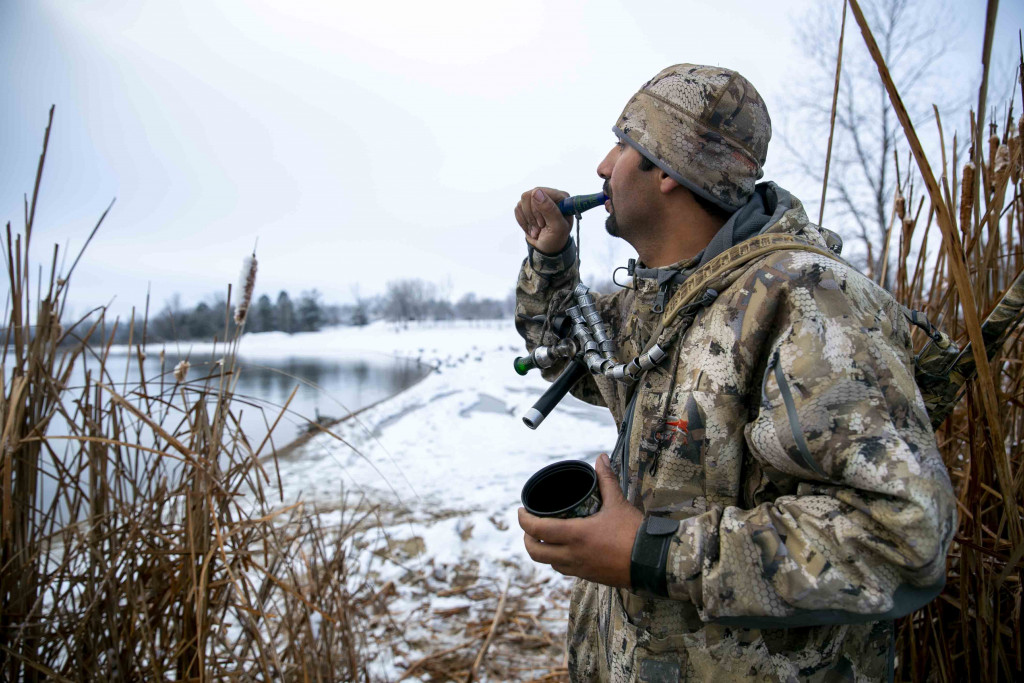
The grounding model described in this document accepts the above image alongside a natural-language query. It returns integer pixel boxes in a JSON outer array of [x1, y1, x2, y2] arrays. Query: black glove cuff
[[630, 516, 678, 598]]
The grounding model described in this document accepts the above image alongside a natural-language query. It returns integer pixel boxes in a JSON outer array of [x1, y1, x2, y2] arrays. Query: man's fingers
[[524, 532, 572, 566], [521, 189, 537, 228], [516, 204, 541, 240], [533, 188, 564, 225], [595, 452, 625, 505], [514, 204, 527, 231], [531, 189, 548, 229], [531, 188, 573, 240], [516, 186, 570, 239], [518, 507, 579, 545], [539, 186, 570, 203]]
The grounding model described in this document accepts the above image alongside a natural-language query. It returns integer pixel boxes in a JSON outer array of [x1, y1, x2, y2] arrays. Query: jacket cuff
[[664, 514, 710, 605], [630, 516, 677, 598], [527, 238, 576, 276]]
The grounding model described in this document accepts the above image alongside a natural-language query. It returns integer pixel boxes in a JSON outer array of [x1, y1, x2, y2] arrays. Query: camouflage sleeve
[[515, 238, 610, 408], [662, 289, 957, 627]]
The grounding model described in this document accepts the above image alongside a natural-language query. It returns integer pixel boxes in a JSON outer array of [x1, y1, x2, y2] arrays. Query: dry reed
[[847, 1, 1024, 679], [1, 109, 375, 681]]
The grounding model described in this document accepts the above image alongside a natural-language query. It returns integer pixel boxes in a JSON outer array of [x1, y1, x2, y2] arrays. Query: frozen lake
[[94, 350, 431, 446]]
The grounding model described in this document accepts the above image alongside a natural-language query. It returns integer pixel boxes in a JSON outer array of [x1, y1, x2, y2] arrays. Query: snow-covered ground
[[240, 320, 618, 679], [267, 321, 615, 549]]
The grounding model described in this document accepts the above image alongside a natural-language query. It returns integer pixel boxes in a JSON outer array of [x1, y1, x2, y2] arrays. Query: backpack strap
[[595, 234, 843, 396], [660, 233, 842, 328], [621, 235, 841, 379]]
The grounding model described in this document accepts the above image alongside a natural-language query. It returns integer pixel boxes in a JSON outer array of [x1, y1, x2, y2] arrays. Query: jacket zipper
[[769, 350, 827, 478], [613, 392, 640, 497]]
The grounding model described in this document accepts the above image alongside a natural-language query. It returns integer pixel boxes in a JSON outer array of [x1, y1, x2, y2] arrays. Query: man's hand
[[515, 187, 572, 255], [518, 453, 643, 588]]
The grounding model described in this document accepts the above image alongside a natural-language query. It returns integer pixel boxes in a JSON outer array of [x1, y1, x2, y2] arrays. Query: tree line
[[67, 280, 516, 344]]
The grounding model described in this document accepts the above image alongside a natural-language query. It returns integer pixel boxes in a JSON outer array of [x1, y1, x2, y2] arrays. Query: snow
[[241, 320, 618, 678], [233, 320, 616, 522]]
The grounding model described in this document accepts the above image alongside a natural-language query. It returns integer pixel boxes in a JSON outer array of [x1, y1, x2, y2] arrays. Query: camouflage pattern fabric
[[515, 193, 956, 682], [614, 64, 772, 212], [916, 265, 1024, 428]]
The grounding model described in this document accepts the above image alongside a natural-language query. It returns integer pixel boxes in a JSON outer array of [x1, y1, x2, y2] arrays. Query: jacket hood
[[696, 182, 840, 270], [628, 183, 843, 305]]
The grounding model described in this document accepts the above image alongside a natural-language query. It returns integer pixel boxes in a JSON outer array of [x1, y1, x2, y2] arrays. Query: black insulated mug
[[521, 460, 602, 519]]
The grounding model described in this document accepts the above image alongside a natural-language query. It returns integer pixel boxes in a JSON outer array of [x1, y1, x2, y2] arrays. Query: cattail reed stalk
[[2, 117, 374, 680], [1018, 113, 1024, 176], [848, 2, 1023, 678], [173, 359, 189, 382], [994, 143, 1011, 186], [233, 253, 257, 326], [960, 160, 976, 238], [989, 130, 1000, 182]]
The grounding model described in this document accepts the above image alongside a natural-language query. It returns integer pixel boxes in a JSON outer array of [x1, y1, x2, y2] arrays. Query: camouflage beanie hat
[[613, 64, 771, 213]]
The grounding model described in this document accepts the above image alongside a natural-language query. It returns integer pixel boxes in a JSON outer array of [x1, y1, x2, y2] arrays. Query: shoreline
[[269, 356, 438, 460]]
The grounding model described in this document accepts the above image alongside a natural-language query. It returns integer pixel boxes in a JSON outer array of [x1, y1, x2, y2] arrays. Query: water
[[99, 351, 430, 445], [25, 351, 429, 521]]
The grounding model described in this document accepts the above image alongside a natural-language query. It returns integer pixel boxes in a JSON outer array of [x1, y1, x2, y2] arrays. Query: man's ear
[[659, 172, 680, 195]]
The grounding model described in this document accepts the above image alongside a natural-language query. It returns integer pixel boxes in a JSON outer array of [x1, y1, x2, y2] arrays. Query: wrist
[[531, 236, 569, 257], [630, 515, 678, 598], [527, 237, 576, 275]]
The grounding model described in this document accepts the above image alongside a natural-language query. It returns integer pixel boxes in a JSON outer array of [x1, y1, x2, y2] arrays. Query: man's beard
[[605, 213, 621, 237]]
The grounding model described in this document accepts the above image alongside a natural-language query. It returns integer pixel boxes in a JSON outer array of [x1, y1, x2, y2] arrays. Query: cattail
[[903, 216, 915, 236], [173, 359, 190, 382], [989, 132, 1000, 174], [894, 187, 906, 220], [993, 143, 1011, 188], [1011, 116, 1019, 181], [1010, 135, 1021, 184], [959, 160, 976, 235], [234, 254, 258, 326]]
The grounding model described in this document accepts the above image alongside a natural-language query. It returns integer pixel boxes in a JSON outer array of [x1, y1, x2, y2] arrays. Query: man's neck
[[633, 213, 727, 267]]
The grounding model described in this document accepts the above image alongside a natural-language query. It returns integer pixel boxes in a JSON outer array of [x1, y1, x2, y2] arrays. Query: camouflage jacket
[[515, 192, 956, 682]]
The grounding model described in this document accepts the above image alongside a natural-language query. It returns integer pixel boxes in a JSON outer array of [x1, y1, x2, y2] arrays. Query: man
[[513, 64, 956, 681]]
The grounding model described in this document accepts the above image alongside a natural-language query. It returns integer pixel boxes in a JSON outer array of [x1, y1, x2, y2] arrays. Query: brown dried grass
[[0, 108, 374, 681]]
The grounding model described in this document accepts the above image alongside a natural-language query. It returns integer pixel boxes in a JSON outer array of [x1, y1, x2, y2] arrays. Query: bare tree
[[296, 289, 325, 331], [383, 279, 435, 321], [349, 283, 369, 326], [780, 0, 958, 282], [454, 292, 508, 320]]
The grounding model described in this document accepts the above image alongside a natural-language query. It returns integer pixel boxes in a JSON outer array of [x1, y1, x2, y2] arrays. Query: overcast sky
[[2, 0, 1022, 319]]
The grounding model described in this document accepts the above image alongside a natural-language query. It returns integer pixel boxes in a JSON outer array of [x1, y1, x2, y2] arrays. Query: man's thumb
[[533, 189, 562, 220], [596, 453, 624, 502]]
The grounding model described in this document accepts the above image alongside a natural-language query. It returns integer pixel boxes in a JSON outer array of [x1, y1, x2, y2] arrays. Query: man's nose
[[597, 148, 615, 179]]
